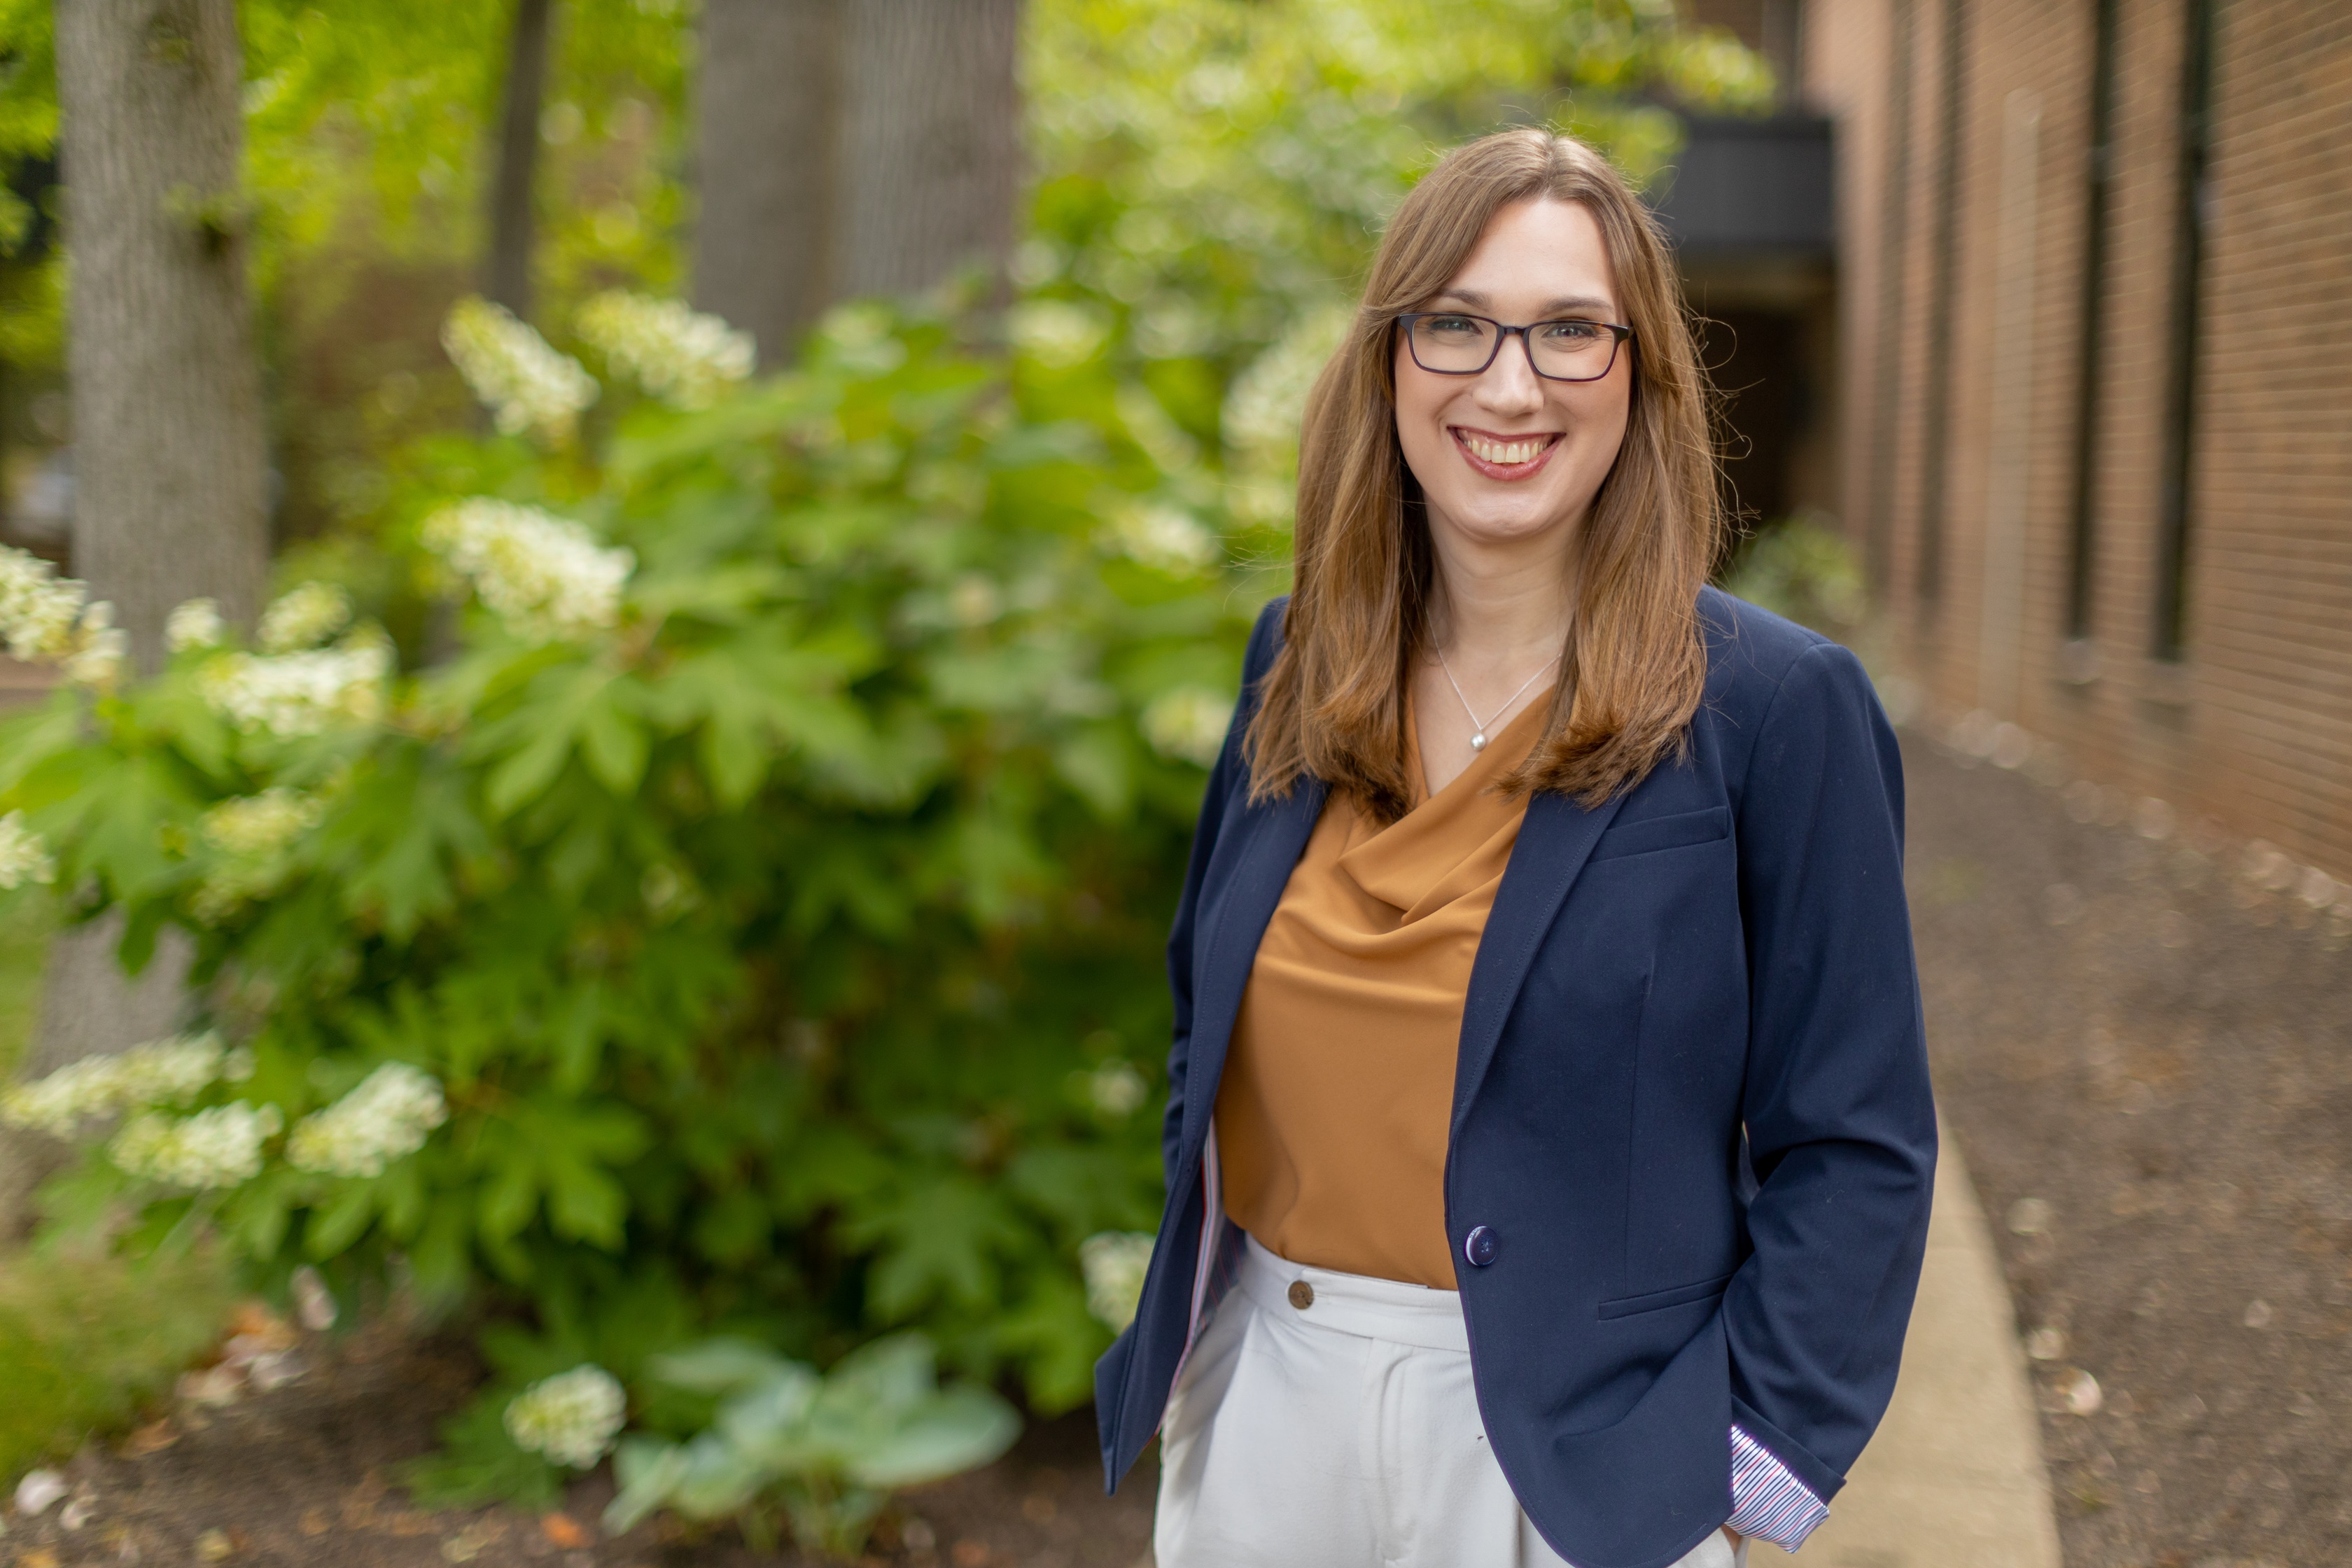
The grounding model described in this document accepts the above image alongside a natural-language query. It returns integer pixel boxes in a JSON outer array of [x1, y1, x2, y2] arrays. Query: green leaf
[[1052, 726, 1134, 819], [477, 1152, 540, 1245], [304, 1180, 379, 1261], [647, 1338, 800, 1397], [846, 1177, 1024, 1320], [603, 1437, 694, 1534], [481, 666, 617, 818], [579, 687, 649, 796], [402, 1394, 566, 1512], [844, 1384, 1020, 1488]]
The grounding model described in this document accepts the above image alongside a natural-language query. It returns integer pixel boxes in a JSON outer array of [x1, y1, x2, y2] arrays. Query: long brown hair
[[1244, 128, 1720, 821]]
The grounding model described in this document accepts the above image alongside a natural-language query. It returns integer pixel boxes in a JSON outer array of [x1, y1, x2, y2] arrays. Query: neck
[[1424, 513, 1577, 672]]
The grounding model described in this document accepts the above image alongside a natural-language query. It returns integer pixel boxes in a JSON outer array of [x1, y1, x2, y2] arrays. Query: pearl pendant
[[1469, 733, 1488, 751]]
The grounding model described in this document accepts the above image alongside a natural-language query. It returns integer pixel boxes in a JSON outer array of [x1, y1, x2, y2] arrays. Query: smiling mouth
[[1450, 427, 1562, 478]]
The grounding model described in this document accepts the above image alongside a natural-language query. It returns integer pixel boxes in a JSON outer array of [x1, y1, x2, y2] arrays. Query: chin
[[1429, 493, 1580, 547]]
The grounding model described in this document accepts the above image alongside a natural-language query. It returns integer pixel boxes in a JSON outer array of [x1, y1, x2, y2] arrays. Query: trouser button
[[1287, 1280, 1315, 1310]]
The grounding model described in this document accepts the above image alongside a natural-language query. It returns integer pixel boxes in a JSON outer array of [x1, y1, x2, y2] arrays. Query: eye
[[1421, 314, 1484, 339], [1537, 319, 1605, 344]]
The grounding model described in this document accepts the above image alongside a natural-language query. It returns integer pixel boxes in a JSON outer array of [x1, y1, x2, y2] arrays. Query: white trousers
[[1155, 1235, 1749, 1568]]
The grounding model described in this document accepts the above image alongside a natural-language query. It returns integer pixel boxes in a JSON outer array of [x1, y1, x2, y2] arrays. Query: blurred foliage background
[[0, 0, 1772, 1530]]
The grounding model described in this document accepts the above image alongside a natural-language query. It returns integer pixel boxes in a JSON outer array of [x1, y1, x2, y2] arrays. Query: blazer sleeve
[[1723, 638, 1937, 1503], [1161, 597, 1286, 1190]]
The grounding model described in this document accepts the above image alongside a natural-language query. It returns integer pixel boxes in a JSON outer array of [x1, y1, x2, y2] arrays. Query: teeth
[[1461, 433, 1548, 465]]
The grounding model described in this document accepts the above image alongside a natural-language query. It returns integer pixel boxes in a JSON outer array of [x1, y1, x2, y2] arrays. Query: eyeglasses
[[1395, 312, 1634, 382]]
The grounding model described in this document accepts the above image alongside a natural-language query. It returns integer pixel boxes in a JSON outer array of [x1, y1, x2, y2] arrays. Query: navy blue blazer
[[1095, 588, 1935, 1568]]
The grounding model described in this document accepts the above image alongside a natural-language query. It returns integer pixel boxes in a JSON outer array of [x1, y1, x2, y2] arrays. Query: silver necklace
[[1436, 648, 1560, 751]]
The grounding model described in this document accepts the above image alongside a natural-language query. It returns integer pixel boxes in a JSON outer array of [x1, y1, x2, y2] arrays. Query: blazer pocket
[[1596, 1271, 1734, 1320], [1587, 804, 1731, 862]]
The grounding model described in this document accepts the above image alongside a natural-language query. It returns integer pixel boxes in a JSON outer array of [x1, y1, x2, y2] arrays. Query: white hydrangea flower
[[0, 1031, 248, 1138], [1107, 501, 1218, 575], [199, 640, 391, 736], [421, 498, 634, 641], [1010, 300, 1110, 368], [192, 786, 342, 916], [191, 866, 268, 926], [258, 582, 354, 654], [62, 601, 127, 688], [108, 1101, 282, 1189], [577, 291, 755, 410], [1079, 1231, 1157, 1332], [0, 1054, 118, 1137], [0, 545, 126, 683], [441, 296, 599, 443], [111, 1032, 253, 1107], [0, 544, 88, 663], [0, 810, 56, 892], [166, 598, 226, 654], [201, 788, 324, 858], [813, 301, 908, 375], [1086, 1059, 1148, 1118], [504, 1365, 626, 1469], [1142, 687, 1233, 768], [285, 1063, 449, 1179]]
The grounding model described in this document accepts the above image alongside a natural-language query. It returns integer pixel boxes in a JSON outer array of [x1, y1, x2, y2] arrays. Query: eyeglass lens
[[1408, 315, 1618, 381]]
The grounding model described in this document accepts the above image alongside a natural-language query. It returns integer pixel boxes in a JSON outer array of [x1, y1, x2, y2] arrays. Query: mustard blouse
[[1212, 691, 1552, 1289]]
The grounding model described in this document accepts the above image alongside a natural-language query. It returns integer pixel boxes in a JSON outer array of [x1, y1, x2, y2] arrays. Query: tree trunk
[[484, 0, 555, 319], [54, 0, 268, 667], [9, 0, 267, 1238], [834, 0, 1022, 302], [0, 911, 192, 1238], [691, 0, 842, 367]]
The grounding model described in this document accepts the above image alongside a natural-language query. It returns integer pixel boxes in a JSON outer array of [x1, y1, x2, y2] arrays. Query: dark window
[[1915, 0, 1970, 610], [2064, 0, 2120, 643], [1694, 310, 1807, 530], [2153, 0, 2218, 662], [1864, 0, 1919, 593]]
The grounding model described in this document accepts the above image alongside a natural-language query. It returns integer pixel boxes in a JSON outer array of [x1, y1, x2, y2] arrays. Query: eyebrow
[[1433, 289, 1617, 318]]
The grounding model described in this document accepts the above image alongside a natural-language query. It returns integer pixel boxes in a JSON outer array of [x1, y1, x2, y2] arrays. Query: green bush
[[0, 293, 1256, 1415], [1718, 513, 1868, 642]]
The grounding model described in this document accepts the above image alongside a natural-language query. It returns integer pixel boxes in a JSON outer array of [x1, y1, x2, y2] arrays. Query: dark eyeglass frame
[[1394, 312, 1635, 383]]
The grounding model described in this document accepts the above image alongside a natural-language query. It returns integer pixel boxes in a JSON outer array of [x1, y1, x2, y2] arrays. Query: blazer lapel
[[1451, 786, 1628, 1132], [1179, 776, 1326, 1156]]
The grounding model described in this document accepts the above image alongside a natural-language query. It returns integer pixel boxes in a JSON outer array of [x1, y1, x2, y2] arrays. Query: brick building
[[1777, 0, 2352, 884]]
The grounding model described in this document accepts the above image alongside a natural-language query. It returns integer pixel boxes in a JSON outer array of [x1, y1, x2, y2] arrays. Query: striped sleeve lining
[[1727, 1422, 1830, 1550]]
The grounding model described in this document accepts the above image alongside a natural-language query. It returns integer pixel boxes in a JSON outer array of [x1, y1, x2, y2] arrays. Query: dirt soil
[[0, 1324, 1154, 1568], [1905, 733, 2352, 1566]]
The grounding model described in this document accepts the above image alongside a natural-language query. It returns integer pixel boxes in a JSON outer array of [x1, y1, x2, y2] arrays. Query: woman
[[1094, 129, 1934, 1568]]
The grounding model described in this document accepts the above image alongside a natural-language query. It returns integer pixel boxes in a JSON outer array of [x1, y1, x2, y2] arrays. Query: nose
[[1473, 330, 1548, 416]]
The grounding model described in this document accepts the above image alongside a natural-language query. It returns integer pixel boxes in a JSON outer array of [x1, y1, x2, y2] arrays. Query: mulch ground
[[1904, 730, 2352, 1567], [5, 727, 2347, 1568], [0, 1323, 1154, 1568]]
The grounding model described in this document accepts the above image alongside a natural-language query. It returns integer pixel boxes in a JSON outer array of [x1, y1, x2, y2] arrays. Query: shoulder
[[1694, 585, 1870, 731], [1692, 587, 1893, 810], [1695, 586, 1835, 696], [1691, 588, 1903, 850]]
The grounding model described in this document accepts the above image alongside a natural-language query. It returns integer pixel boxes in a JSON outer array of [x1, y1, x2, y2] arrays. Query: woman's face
[[1392, 197, 1633, 559]]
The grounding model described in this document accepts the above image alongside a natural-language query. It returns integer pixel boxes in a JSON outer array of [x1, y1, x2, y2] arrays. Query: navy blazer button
[[1464, 1225, 1498, 1267], [1287, 1280, 1315, 1310]]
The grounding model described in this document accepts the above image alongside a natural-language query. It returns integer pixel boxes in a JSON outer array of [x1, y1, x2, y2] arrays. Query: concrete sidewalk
[[1750, 1126, 2062, 1568]]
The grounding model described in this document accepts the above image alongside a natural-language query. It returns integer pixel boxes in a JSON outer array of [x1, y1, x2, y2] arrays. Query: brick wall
[[1809, 0, 2352, 881]]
